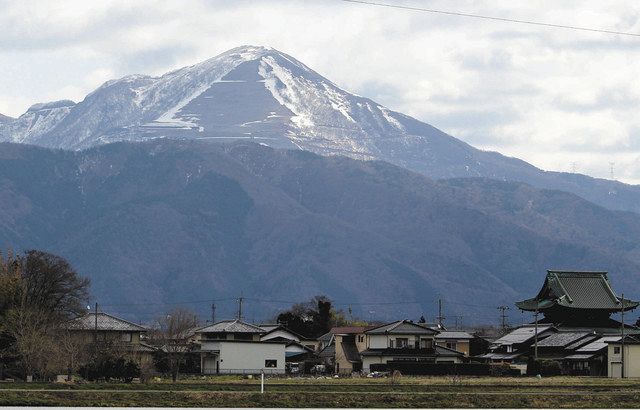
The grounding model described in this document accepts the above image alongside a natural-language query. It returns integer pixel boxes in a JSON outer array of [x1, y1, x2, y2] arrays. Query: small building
[[360, 320, 463, 373], [607, 335, 640, 378], [195, 319, 285, 375]]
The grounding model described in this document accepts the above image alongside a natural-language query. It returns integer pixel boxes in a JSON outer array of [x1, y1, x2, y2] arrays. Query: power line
[[340, 0, 640, 38]]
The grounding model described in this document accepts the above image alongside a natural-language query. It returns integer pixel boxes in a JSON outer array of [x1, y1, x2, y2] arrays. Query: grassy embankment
[[1, 376, 639, 407]]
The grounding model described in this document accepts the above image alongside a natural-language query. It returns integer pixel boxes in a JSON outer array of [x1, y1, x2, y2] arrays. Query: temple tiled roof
[[516, 271, 638, 312], [536, 332, 591, 348]]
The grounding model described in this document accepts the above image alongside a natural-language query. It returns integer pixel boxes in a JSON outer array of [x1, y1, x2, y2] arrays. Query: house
[[259, 325, 318, 369], [195, 319, 285, 375], [360, 320, 464, 373], [607, 335, 640, 378], [478, 324, 555, 364], [435, 331, 475, 356], [64, 312, 155, 366]]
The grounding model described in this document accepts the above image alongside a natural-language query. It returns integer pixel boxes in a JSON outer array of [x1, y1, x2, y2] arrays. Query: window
[[265, 360, 277, 368], [420, 339, 432, 349], [234, 333, 253, 341], [120, 332, 132, 342], [395, 338, 409, 348], [614, 346, 621, 354], [357, 335, 365, 343], [446, 342, 457, 351]]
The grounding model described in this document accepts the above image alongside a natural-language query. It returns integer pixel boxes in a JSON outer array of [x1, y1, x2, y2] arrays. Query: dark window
[[396, 338, 409, 348], [446, 342, 457, 350], [234, 333, 253, 341], [265, 359, 277, 368], [614, 346, 621, 354]]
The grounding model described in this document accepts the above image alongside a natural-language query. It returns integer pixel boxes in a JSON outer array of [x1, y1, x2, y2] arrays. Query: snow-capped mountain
[[2, 45, 640, 213]]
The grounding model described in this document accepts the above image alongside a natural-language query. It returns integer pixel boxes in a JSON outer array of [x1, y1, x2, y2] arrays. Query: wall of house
[[436, 340, 470, 356], [608, 344, 640, 378], [334, 335, 356, 374], [201, 341, 285, 374]]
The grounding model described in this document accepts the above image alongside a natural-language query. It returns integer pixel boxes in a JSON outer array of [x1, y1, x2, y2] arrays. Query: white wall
[[220, 341, 285, 374]]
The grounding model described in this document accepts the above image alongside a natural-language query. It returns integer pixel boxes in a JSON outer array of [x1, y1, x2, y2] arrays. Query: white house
[[195, 319, 286, 375]]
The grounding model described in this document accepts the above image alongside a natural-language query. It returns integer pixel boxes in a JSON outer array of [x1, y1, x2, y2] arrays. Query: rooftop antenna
[[211, 303, 216, 324]]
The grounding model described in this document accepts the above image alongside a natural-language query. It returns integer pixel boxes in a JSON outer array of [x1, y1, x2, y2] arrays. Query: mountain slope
[[1, 140, 639, 323], [1, 45, 640, 214]]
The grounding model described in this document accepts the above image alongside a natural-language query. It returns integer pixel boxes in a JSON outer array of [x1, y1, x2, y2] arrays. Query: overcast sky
[[1, 0, 639, 182]]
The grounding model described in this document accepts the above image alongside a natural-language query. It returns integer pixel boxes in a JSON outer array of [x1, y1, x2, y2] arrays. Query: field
[[1, 376, 640, 408]]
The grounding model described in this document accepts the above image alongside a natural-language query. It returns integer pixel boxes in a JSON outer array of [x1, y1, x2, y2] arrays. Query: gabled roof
[[196, 319, 264, 334], [65, 312, 147, 332], [366, 320, 438, 335], [516, 271, 639, 312], [605, 335, 640, 345], [260, 325, 309, 341]]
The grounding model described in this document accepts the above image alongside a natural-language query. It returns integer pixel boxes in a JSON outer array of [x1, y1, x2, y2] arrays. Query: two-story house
[[195, 319, 286, 375], [64, 312, 155, 366], [359, 320, 464, 373]]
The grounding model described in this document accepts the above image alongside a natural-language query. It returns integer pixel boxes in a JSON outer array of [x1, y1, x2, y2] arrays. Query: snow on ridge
[[259, 56, 315, 128]]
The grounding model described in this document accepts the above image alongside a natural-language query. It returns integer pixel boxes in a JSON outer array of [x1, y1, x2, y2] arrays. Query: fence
[[201, 368, 285, 376], [370, 362, 520, 376]]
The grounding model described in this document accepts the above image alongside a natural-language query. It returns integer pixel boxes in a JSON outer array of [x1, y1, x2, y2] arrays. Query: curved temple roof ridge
[[516, 270, 639, 312]]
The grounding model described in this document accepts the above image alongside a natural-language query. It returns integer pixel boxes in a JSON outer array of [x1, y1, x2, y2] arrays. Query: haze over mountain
[[1, 46, 639, 214], [1, 140, 639, 322]]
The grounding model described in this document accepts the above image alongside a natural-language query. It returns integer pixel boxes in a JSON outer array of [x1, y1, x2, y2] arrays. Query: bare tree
[[0, 250, 91, 380], [151, 308, 199, 382]]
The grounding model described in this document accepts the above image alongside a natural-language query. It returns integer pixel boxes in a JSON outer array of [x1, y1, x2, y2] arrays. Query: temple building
[[515, 271, 639, 326], [478, 270, 640, 376]]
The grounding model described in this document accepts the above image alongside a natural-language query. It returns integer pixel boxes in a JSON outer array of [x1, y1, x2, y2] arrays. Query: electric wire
[[340, 0, 640, 38]]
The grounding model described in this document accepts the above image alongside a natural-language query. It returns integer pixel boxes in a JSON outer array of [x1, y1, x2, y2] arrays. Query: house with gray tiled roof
[[64, 312, 155, 366], [194, 319, 285, 375], [359, 320, 463, 373]]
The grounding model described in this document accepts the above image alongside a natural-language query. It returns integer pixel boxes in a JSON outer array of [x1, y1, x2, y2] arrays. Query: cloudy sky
[[1, 0, 639, 182]]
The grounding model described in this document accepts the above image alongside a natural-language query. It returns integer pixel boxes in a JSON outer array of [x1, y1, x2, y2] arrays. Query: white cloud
[[1, 0, 639, 182]]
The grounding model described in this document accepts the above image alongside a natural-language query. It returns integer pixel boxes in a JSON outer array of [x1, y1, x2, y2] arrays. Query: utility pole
[[94, 302, 98, 344], [497, 306, 510, 332], [237, 295, 244, 321], [534, 305, 539, 360], [453, 315, 463, 329], [621, 293, 625, 378], [211, 303, 216, 324], [437, 298, 445, 328]]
